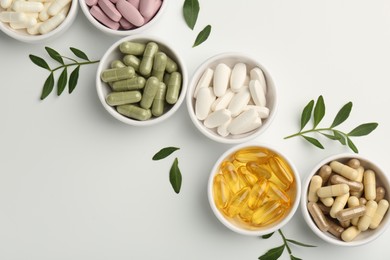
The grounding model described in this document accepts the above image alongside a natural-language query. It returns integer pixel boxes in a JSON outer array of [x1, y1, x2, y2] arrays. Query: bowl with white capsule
[[186, 52, 278, 144], [0, 0, 78, 43]]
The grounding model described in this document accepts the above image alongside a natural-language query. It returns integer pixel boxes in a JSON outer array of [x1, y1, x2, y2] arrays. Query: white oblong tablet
[[250, 67, 267, 94], [244, 105, 270, 119], [204, 109, 231, 129], [193, 68, 214, 98], [227, 88, 250, 117], [227, 109, 262, 135], [249, 80, 266, 107], [217, 117, 232, 137], [230, 63, 247, 92], [213, 63, 231, 97], [195, 87, 216, 121], [211, 89, 234, 111]]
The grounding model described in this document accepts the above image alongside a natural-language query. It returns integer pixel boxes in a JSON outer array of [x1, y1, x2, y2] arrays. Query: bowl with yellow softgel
[[208, 143, 301, 236], [301, 153, 390, 246]]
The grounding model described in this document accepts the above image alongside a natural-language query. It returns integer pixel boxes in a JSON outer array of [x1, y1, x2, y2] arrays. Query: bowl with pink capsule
[[0, 0, 78, 43], [186, 52, 278, 144]]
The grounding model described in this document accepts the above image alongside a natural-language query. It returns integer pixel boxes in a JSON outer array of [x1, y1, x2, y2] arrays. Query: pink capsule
[[116, 0, 144, 26], [127, 0, 140, 9], [98, 0, 122, 22], [139, 0, 162, 19], [90, 5, 120, 30], [119, 17, 135, 29], [85, 0, 98, 7]]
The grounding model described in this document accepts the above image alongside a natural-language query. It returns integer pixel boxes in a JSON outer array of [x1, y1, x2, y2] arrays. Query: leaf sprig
[[259, 229, 316, 260], [153, 146, 182, 194], [183, 0, 212, 47], [29, 47, 100, 100], [284, 96, 378, 153]]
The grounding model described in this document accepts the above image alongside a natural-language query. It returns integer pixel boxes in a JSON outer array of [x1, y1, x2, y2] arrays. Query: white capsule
[[213, 63, 231, 97], [12, 0, 43, 12], [47, 0, 70, 16], [26, 21, 42, 34], [38, 2, 50, 21], [227, 108, 262, 135], [193, 68, 214, 98], [204, 109, 231, 129], [249, 80, 266, 107], [250, 67, 267, 94], [195, 87, 216, 121], [217, 118, 231, 137], [38, 12, 65, 34], [1, 0, 13, 8], [227, 88, 250, 117], [0, 11, 26, 23], [230, 63, 247, 92], [211, 89, 234, 111], [244, 105, 270, 119]]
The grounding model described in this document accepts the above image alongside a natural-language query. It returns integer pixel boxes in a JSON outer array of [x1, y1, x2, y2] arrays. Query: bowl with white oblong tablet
[[301, 153, 390, 246], [0, 0, 78, 43], [186, 52, 278, 144]]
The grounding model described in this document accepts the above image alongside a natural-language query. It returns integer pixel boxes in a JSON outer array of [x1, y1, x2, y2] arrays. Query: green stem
[[284, 127, 348, 139], [62, 56, 78, 63], [51, 60, 100, 72], [278, 229, 292, 255]]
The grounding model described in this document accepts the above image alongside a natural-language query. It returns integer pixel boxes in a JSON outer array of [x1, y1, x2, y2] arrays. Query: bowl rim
[[96, 33, 188, 126], [207, 142, 301, 236], [301, 152, 390, 246], [186, 52, 278, 144]]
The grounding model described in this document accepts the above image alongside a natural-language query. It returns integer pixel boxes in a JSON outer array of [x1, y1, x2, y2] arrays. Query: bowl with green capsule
[[96, 34, 188, 126]]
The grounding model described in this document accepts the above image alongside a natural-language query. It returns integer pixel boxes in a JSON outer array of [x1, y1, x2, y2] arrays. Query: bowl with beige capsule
[[301, 154, 390, 246], [208, 143, 301, 236]]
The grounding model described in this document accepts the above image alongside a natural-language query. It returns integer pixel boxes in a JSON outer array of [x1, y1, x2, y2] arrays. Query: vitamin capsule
[[339, 220, 351, 228], [326, 218, 345, 238], [246, 161, 272, 180], [213, 63, 231, 97], [140, 76, 159, 109], [348, 196, 361, 226], [151, 52, 167, 81], [317, 202, 331, 215], [227, 88, 251, 117], [318, 165, 332, 184], [238, 167, 258, 186], [119, 41, 145, 55], [230, 63, 247, 92], [90, 5, 120, 30], [163, 73, 170, 86], [127, 0, 139, 8], [38, 12, 65, 34], [100, 66, 135, 83], [195, 87, 215, 120], [111, 60, 126, 69], [239, 204, 254, 222], [213, 174, 232, 209], [234, 147, 271, 164], [268, 156, 294, 189], [116, 0, 144, 26], [317, 184, 349, 198], [12, 1, 43, 13], [357, 200, 378, 231], [330, 174, 363, 192], [350, 166, 365, 197], [370, 199, 389, 229], [85, 0, 98, 6], [249, 80, 266, 107], [96, 0, 121, 22], [0, 11, 27, 23], [226, 187, 250, 217], [117, 104, 151, 121], [211, 89, 234, 111], [243, 105, 270, 119], [375, 187, 386, 202], [111, 76, 146, 91], [221, 162, 240, 193], [139, 42, 159, 76], [204, 109, 231, 129], [193, 68, 213, 98], [139, 0, 161, 19], [27, 22, 42, 35], [38, 2, 50, 22], [123, 55, 140, 71], [307, 202, 330, 232], [47, 0, 71, 16], [359, 197, 367, 205], [252, 200, 285, 226], [249, 67, 267, 94], [320, 197, 334, 207], [0, 0, 12, 8], [347, 158, 361, 169], [119, 17, 134, 29], [335, 205, 366, 222], [151, 82, 166, 117], [308, 175, 323, 202], [363, 170, 376, 201], [105, 90, 141, 106], [247, 178, 269, 209], [217, 118, 231, 137], [166, 71, 182, 104], [165, 56, 178, 73], [330, 161, 358, 181], [268, 181, 290, 206], [227, 108, 261, 135], [341, 226, 361, 242], [330, 192, 349, 218]]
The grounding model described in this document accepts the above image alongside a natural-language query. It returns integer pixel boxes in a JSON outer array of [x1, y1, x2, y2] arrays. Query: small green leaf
[[334, 131, 346, 145], [29, 55, 51, 70], [286, 239, 316, 247], [183, 0, 199, 30], [258, 245, 285, 260], [302, 135, 324, 149], [290, 255, 302, 260], [57, 68, 67, 96], [40, 72, 54, 100], [193, 25, 212, 47], [170, 158, 182, 194], [68, 65, 80, 94], [347, 137, 359, 153], [321, 133, 339, 140], [348, 123, 378, 137], [300, 100, 314, 130], [261, 232, 274, 239], [45, 47, 64, 65], [330, 102, 352, 128], [313, 95, 325, 128], [70, 47, 90, 61], [152, 147, 180, 160]]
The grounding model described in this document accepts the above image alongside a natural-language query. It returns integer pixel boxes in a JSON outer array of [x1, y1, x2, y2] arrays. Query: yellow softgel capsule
[[233, 147, 272, 164], [238, 166, 258, 186], [239, 204, 254, 222], [252, 200, 285, 226], [268, 181, 291, 206], [246, 161, 272, 180], [268, 156, 294, 190], [221, 161, 241, 193], [213, 174, 232, 209], [226, 187, 250, 217], [247, 178, 269, 209]]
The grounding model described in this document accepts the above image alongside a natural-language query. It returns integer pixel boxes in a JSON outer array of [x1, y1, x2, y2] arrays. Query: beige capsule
[[317, 202, 331, 215], [308, 175, 323, 202], [336, 205, 366, 222], [375, 187, 386, 203], [318, 165, 332, 184], [326, 218, 345, 238], [330, 174, 363, 192], [363, 170, 376, 201], [341, 226, 361, 242], [348, 196, 361, 226], [320, 197, 334, 207], [370, 199, 389, 229], [357, 200, 378, 231], [330, 192, 350, 218], [347, 158, 361, 169], [359, 197, 367, 205], [350, 166, 364, 197], [317, 184, 349, 198], [330, 161, 358, 180], [307, 202, 329, 232]]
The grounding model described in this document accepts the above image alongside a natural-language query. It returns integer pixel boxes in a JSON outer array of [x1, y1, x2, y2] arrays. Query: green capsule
[[111, 60, 126, 69], [163, 73, 170, 86], [119, 41, 145, 55], [111, 76, 146, 91], [123, 55, 140, 71], [151, 52, 167, 81], [101, 67, 135, 83], [139, 42, 159, 76], [166, 71, 182, 104], [166, 56, 178, 73], [106, 91, 142, 106], [152, 82, 167, 117], [140, 76, 159, 109], [117, 105, 152, 121]]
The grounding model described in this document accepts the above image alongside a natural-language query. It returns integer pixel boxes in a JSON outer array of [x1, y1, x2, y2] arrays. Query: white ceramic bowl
[[96, 34, 187, 126], [208, 142, 301, 236], [186, 52, 278, 144], [0, 0, 78, 43], [79, 0, 167, 37], [301, 153, 390, 246]]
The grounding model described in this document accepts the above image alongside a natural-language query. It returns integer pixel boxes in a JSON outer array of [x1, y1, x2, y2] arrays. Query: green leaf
[[40, 72, 54, 100], [313, 95, 325, 128], [57, 68, 67, 96], [45, 47, 64, 65], [334, 130, 346, 145], [152, 147, 180, 160], [170, 158, 182, 194], [290, 255, 302, 260], [330, 102, 352, 128], [286, 239, 316, 247], [261, 232, 274, 239], [321, 133, 339, 140], [300, 100, 314, 131], [29, 55, 51, 70], [348, 123, 378, 137], [70, 47, 90, 61], [258, 245, 285, 260], [68, 65, 80, 94], [347, 137, 359, 153], [183, 0, 199, 30], [302, 135, 324, 149], [193, 25, 212, 47]]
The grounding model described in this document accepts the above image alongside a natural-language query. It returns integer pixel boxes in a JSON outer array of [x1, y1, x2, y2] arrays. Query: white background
[[1, 0, 390, 259]]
